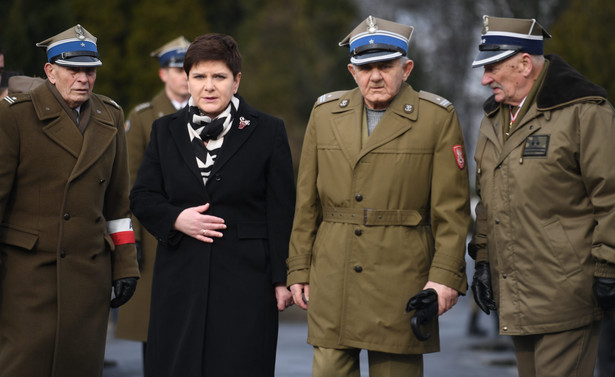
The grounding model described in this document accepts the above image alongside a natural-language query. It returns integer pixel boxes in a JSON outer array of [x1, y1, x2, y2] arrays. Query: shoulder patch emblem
[[419, 90, 452, 110], [452, 145, 465, 169]]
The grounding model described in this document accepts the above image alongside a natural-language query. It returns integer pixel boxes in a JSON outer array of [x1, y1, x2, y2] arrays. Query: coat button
[[354, 265, 363, 273], [495, 219, 500, 224], [99, 179, 106, 184], [503, 273, 507, 279], [502, 326, 508, 332], [354, 229, 362, 236], [60, 250, 66, 258], [63, 212, 70, 220], [355, 194, 363, 202], [214, 174, 222, 181]]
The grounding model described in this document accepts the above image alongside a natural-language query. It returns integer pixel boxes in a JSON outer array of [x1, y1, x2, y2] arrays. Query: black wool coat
[[130, 97, 295, 377]]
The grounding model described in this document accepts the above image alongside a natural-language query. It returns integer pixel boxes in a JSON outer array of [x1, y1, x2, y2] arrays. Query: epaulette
[[3, 93, 31, 106], [134, 102, 152, 113], [315, 90, 348, 107], [100, 95, 121, 110], [419, 90, 453, 110]]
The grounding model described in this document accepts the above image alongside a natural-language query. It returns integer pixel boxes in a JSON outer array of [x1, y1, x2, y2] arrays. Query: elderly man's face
[[348, 58, 413, 110], [481, 54, 528, 106], [44, 63, 96, 108]]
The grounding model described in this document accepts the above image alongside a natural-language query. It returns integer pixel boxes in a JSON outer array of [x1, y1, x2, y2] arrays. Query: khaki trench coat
[[0, 82, 139, 377], [287, 83, 470, 354], [471, 55, 615, 336], [116, 90, 177, 342]]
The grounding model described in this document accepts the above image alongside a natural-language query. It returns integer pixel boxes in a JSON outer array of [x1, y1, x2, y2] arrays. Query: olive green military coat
[[287, 83, 471, 354], [471, 55, 615, 336], [0, 82, 139, 377], [116, 90, 177, 342]]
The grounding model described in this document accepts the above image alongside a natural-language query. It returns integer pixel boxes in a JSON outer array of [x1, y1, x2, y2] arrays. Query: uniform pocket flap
[[237, 222, 268, 239], [0, 224, 39, 250]]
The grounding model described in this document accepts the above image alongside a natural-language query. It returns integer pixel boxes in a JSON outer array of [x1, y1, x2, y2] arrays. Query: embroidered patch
[[523, 135, 550, 157], [452, 145, 465, 169]]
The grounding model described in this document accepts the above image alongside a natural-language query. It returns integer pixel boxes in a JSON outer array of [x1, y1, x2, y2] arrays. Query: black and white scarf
[[187, 96, 239, 184]]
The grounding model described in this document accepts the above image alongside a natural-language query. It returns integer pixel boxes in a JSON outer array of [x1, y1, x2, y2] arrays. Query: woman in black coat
[[130, 34, 296, 377]]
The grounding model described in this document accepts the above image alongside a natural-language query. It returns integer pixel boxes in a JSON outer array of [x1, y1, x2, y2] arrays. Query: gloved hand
[[135, 241, 143, 271], [594, 277, 615, 312], [405, 288, 438, 341], [471, 261, 497, 315], [110, 277, 138, 308]]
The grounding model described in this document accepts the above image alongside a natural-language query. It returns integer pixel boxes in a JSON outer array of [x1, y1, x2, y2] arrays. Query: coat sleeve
[[129, 119, 185, 246], [427, 107, 471, 294], [103, 105, 140, 280], [287, 108, 321, 286], [579, 101, 615, 277], [265, 119, 296, 284]]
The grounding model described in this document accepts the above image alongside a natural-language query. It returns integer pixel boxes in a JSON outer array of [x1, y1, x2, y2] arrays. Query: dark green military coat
[[116, 90, 177, 342], [0, 81, 139, 377], [287, 83, 470, 354]]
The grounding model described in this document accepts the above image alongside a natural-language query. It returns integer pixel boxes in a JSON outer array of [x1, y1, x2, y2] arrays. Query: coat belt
[[322, 207, 428, 226]]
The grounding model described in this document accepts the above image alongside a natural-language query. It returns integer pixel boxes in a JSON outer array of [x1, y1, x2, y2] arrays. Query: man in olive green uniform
[[115, 36, 190, 355], [287, 16, 471, 377], [0, 25, 139, 377], [469, 16, 615, 377]]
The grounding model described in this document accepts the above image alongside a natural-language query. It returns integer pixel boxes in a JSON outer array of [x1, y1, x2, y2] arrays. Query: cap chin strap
[[351, 43, 406, 57], [479, 44, 522, 52], [50, 50, 100, 62]]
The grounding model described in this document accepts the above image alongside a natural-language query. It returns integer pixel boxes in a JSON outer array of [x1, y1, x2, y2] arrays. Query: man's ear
[[44, 63, 56, 84]]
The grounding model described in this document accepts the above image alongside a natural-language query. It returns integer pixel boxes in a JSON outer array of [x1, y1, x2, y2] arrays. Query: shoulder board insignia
[[419, 90, 453, 110], [100, 96, 121, 110], [134, 102, 152, 113], [315, 90, 348, 107], [3, 93, 31, 106]]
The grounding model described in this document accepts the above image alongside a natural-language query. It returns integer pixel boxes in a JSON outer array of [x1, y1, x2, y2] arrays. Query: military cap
[[150, 36, 191, 68], [472, 15, 551, 68], [36, 24, 102, 67], [339, 15, 413, 65]]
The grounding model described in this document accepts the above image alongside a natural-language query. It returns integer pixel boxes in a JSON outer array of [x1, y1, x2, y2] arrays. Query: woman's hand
[[174, 203, 226, 243], [275, 284, 293, 312]]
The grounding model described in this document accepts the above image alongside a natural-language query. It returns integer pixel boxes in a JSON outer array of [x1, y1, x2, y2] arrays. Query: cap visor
[[351, 51, 402, 65], [54, 56, 102, 67], [472, 49, 517, 68]]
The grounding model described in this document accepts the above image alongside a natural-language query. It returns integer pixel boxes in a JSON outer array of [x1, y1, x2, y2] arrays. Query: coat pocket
[[543, 219, 583, 277], [0, 224, 39, 251]]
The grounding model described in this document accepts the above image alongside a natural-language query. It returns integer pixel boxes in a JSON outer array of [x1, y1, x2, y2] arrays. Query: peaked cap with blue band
[[472, 15, 551, 68], [339, 16, 413, 66], [150, 36, 191, 68], [36, 24, 102, 67]]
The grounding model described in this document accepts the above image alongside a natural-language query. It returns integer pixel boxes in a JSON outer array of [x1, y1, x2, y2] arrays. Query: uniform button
[[503, 273, 507, 279], [95, 216, 102, 223], [355, 194, 363, 202], [495, 219, 500, 224], [99, 179, 105, 184], [502, 326, 508, 332], [354, 265, 363, 273], [354, 229, 362, 236], [63, 213, 71, 220], [60, 250, 66, 258]]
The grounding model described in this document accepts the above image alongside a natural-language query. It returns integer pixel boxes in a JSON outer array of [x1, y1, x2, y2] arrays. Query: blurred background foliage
[[1, 0, 612, 172]]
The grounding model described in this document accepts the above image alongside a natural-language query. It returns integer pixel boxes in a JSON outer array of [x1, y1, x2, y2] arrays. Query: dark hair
[[183, 34, 242, 77]]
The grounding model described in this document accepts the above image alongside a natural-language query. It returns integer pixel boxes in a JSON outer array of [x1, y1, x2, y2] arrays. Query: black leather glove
[[110, 277, 138, 308], [405, 288, 438, 341], [594, 277, 615, 312], [135, 241, 144, 271], [471, 261, 497, 315]]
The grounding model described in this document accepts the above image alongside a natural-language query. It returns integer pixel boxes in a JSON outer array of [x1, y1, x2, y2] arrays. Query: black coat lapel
[[209, 99, 258, 177], [170, 109, 206, 186]]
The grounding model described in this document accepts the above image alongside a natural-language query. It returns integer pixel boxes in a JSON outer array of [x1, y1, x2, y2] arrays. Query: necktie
[[72, 108, 80, 125]]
